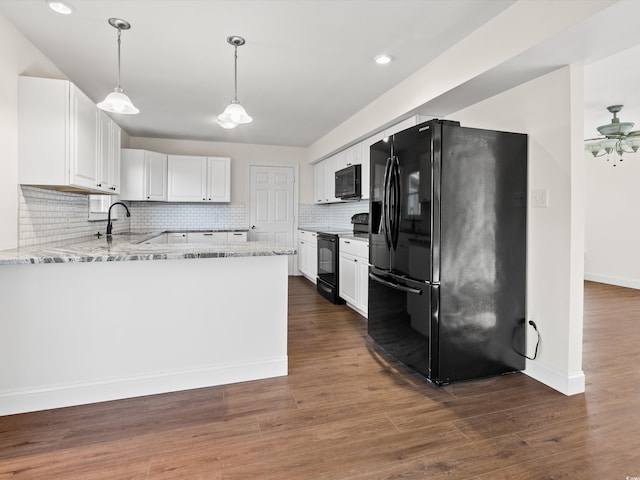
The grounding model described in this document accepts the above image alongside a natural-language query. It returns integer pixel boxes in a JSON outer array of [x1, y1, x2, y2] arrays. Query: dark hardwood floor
[[1, 278, 639, 479]]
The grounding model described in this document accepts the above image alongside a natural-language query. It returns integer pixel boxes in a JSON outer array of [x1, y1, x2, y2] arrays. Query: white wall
[[127, 137, 311, 204], [584, 150, 640, 288], [449, 66, 586, 395], [0, 13, 65, 250]]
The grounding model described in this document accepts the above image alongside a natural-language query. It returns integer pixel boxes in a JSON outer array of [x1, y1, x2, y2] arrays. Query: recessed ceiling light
[[375, 54, 392, 65], [46, 0, 74, 15]]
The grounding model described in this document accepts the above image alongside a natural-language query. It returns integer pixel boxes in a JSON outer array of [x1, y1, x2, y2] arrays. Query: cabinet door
[[70, 84, 98, 189], [97, 112, 111, 192], [168, 155, 207, 202], [298, 239, 308, 276], [120, 149, 145, 200], [356, 256, 369, 316], [110, 121, 121, 194], [314, 161, 326, 204], [308, 244, 318, 279], [167, 232, 187, 243], [361, 133, 384, 201], [97, 113, 121, 194], [339, 253, 358, 305], [145, 151, 168, 201], [206, 157, 230, 202]]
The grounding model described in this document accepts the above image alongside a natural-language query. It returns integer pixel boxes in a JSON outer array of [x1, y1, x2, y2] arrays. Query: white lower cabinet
[[187, 231, 247, 244], [339, 237, 369, 317], [298, 230, 318, 283], [143, 231, 246, 245]]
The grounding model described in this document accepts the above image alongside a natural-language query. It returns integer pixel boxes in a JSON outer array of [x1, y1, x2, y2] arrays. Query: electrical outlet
[[531, 188, 549, 208]]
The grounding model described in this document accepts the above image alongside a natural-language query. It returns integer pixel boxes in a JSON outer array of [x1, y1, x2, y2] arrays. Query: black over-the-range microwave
[[334, 164, 361, 200]]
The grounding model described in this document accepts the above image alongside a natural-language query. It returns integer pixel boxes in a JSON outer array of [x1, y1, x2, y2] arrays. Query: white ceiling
[[1, 0, 639, 147]]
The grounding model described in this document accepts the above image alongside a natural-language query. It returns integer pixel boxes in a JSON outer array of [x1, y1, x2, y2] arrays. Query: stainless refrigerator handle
[[369, 272, 423, 295], [390, 157, 401, 250], [382, 156, 393, 249]]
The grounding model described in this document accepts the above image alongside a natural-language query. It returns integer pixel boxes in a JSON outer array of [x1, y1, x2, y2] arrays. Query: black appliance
[[335, 164, 361, 199], [351, 212, 369, 237], [317, 215, 369, 304], [317, 232, 344, 304], [368, 119, 527, 385]]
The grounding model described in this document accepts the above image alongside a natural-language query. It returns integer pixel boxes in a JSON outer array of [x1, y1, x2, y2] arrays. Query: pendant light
[[97, 18, 140, 115], [217, 36, 252, 129]]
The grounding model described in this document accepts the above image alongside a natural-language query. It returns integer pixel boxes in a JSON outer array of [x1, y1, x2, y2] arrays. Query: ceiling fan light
[[585, 142, 603, 156], [218, 101, 252, 125], [97, 88, 140, 114], [597, 121, 635, 137], [600, 138, 618, 153]]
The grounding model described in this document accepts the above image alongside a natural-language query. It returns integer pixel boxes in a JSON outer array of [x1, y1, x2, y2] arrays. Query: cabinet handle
[[354, 259, 358, 262], [147, 196, 150, 199], [202, 198, 206, 201], [97, 183, 102, 187], [208, 198, 211, 200], [344, 241, 351, 244], [203, 233, 213, 236]]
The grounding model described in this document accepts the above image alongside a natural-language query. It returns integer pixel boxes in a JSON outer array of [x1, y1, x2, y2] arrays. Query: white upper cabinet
[[120, 149, 168, 201], [167, 155, 230, 202], [18, 76, 120, 194], [206, 157, 231, 202], [97, 112, 121, 194], [314, 160, 327, 204]]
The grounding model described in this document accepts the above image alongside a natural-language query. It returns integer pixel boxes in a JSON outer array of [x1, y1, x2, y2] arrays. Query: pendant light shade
[[217, 36, 252, 129], [218, 100, 253, 126], [98, 18, 139, 115], [98, 88, 139, 114]]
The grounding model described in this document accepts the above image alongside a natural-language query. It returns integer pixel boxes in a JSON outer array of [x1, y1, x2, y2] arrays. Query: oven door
[[317, 233, 337, 285], [317, 233, 343, 304]]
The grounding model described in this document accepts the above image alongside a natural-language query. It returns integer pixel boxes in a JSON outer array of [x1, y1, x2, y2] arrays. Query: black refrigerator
[[368, 119, 527, 385]]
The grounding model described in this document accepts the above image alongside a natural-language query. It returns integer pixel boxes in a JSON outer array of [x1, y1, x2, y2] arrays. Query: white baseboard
[[525, 360, 585, 395], [0, 357, 288, 416], [584, 272, 640, 290]]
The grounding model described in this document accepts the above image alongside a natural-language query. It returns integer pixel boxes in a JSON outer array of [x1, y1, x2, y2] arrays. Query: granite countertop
[[0, 231, 295, 265]]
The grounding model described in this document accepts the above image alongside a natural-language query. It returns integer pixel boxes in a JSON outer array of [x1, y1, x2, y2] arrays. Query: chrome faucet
[[106, 202, 131, 235]]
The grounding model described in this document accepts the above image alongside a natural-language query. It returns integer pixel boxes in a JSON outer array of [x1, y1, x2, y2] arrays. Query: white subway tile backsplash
[[299, 200, 369, 230], [19, 186, 130, 246], [128, 202, 246, 231], [18, 187, 369, 247]]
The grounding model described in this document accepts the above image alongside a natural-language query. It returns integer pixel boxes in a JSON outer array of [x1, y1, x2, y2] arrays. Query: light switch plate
[[531, 188, 549, 208]]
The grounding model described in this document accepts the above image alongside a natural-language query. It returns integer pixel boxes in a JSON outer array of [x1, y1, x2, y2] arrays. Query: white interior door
[[249, 165, 295, 273]]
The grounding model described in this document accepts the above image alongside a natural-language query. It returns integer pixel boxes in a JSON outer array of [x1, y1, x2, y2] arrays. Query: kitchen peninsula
[[0, 234, 295, 416]]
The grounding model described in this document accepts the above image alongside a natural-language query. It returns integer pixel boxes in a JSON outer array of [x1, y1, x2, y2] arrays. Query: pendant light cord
[[116, 27, 122, 90], [233, 45, 238, 102]]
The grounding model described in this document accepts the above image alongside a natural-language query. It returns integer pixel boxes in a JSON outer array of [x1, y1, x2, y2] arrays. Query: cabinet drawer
[[340, 237, 368, 259], [187, 232, 227, 243], [299, 230, 318, 244], [227, 232, 247, 243]]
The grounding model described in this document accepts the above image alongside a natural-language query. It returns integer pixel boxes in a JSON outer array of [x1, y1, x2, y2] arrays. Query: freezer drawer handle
[[369, 272, 422, 295]]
